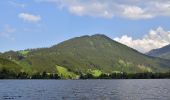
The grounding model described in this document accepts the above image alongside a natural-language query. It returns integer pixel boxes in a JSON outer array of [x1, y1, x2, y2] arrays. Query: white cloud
[[18, 13, 41, 23], [40, 0, 170, 19], [8, 1, 26, 8], [0, 25, 16, 41], [114, 27, 170, 53], [122, 6, 153, 19]]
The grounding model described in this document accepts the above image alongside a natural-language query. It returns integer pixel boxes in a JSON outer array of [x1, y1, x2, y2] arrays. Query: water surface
[[0, 79, 170, 100]]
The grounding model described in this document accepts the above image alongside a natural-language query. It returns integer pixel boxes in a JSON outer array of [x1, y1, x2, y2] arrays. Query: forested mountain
[[1, 34, 170, 79]]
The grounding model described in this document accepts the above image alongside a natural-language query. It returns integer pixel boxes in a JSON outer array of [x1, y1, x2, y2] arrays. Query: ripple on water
[[0, 79, 170, 100]]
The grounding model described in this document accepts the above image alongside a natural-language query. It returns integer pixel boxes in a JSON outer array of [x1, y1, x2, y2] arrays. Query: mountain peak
[[73, 34, 112, 42], [91, 34, 106, 37], [91, 34, 110, 38], [77, 34, 109, 38], [82, 34, 112, 41]]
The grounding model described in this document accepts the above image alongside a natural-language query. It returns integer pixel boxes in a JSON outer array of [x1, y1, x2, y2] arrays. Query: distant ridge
[[147, 44, 170, 60]]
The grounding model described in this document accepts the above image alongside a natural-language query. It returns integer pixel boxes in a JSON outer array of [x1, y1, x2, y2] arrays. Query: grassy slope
[[56, 65, 78, 79], [88, 69, 102, 77]]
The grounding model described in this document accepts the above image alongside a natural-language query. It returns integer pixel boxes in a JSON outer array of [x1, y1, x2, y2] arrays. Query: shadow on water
[[3, 96, 22, 100]]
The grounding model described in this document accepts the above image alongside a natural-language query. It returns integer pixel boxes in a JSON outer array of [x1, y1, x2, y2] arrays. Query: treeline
[[80, 72, 170, 79], [0, 68, 60, 79], [1, 68, 170, 79]]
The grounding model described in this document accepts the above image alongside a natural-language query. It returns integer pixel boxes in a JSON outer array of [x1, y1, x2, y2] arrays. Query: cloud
[[40, 0, 170, 19], [18, 13, 41, 23], [114, 27, 170, 53], [8, 1, 26, 8], [122, 6, 153, 19], [0, 25, 16, 41]]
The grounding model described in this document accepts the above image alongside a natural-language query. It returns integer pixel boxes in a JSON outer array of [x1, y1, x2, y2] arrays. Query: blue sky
[[0, 0, 170, 53]]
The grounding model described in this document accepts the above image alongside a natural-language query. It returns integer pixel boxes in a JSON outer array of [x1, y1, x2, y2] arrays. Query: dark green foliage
[[29, 72, 60, 79], [17, 72, 29, 79], [80, 73, 94, 79], [79, 71, 170, 79], [0, 68, 17, 79]]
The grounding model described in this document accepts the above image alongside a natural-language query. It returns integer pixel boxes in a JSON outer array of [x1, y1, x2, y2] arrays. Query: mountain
[[147, 44, 170, 60], [1, 34, 170, 78]]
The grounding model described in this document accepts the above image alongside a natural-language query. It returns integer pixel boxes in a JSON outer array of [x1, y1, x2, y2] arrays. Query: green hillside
[[1, 34, 170, 79], [27, 34, 170, 73], [147, 44, 170, 60]]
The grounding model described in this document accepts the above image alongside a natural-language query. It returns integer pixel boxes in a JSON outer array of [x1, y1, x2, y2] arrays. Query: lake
[[0, 79, 170, 100]]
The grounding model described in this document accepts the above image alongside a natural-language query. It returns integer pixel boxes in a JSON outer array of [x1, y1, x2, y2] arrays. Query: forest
[[1, 68, 170, 79]]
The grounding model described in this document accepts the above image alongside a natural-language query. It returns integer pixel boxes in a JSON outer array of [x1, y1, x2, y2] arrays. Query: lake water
[[0, 79, 170, 100]]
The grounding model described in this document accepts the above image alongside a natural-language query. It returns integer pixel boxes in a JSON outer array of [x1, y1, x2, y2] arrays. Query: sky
[[0, 0, 170, 53]]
